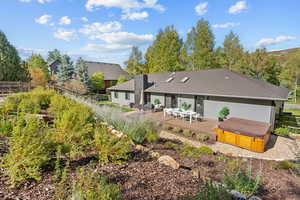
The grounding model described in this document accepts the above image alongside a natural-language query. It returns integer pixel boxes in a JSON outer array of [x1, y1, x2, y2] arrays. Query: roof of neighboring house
[[108, 68, 289, 101], [85, 61, 130, 81]]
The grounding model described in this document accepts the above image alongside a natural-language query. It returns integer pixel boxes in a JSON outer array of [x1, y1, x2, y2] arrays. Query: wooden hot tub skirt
[[215, 128, 270, 153]]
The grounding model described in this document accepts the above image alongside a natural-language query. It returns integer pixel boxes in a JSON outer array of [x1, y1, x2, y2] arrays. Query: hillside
[[269, 47, 300, 63]]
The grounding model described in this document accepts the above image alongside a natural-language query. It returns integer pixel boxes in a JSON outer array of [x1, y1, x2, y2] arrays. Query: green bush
[[183, 129, 192, 137], [94, 126, 132, 164], [275, 161, 298, 170], [274, 127, 290, 137], [72, 168, 121, 200], [218, 107, 230, 119], [197, 134, 210, 142], [184, 180, 231, 200], [222, 163, 261, 196], [2, 116, 51, 187], [52, 102, 95, 158], [181, 102, 191, 111], [180, 143, 201, 158], [164, 141, 180, 150], [199, 146, 214, 155], [174, 127, 182, 133], [154, 99, 161, 105], [0, 118, 14, 137], [163, 124, 173, 131], [146, 130, 159, 143]]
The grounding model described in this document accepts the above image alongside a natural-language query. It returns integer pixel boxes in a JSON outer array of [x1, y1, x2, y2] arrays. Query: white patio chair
[[193, 113, 202, 122]]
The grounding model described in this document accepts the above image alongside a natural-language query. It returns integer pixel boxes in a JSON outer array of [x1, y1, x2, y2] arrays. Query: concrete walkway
[[160, 130, 300, 161]]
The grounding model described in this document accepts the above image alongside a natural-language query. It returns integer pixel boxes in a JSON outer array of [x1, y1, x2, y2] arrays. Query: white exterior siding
[[150, 93, 165, 106], [203, 96, 275, 128], [111, 91, 135, 106], [178, 94, 195, 111]]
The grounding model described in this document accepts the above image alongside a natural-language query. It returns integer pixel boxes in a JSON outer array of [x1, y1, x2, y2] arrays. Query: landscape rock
[[135, 145, 150, 152], [158, 155, 180, 169], [230, 190, 247, 200], [149, 151, 160, 158], [191, 168, 201, 178]]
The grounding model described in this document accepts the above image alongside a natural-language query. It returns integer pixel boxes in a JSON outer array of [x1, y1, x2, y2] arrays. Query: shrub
[[199, 146, 214, 155], [180, 143, 201, 158], [184, 180, 231, 200], [222, 162, 261, 196], [174, 127, 182, 133], [181, 102, 191, 111], [72, 168, 121, 200], [274, 127, 290, 137], [146, 130, 159, 143], [275, 161, 298, 170], [94, 126, 132, 164], [183, 129, 192, 137], [164, 141, 180, 150], [0, 118, 14, 137], [54, 160, 71, 199], [52, 103, 95, 158], [163, 124, 173, 131], [154, 99, 161, 105], [18, 97, 41, 113], [2, 116, 50, 187], [197, 134, 210, 142], [218, 107, 230, 119]]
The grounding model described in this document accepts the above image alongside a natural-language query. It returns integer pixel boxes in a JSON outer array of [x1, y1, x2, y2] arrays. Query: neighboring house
[[108, 68, 289, 130], [48, 60, 130, 90], [85, 61, 130, 89], [48, 60, 61, 76]]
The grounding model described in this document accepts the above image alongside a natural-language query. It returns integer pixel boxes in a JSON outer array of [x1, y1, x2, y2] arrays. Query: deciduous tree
[[117, 75, 127, 85], [125, 46, 144, 76], [90, 72, 105, 93], [27, 54, 50, 81]]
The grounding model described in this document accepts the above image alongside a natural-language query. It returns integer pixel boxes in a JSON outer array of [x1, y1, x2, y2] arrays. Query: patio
[[144, 111, 219, 139]]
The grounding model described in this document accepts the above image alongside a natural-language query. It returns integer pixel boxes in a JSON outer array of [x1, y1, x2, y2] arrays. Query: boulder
[[158, 155, 180, 169]]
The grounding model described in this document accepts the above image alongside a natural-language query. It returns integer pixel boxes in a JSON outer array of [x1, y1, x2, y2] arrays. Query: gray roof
[[85, 61, 130, 81], [109, 68, 289, 101]]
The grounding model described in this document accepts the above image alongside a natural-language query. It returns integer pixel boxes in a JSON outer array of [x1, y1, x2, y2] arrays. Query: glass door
[[195, 96, 204, 116]]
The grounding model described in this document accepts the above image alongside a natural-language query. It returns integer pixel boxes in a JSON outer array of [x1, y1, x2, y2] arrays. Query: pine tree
[[47, 49, 62, 63], [124, 46, 144, 76], [184, 19, 217, 70], [57, 55, 74, 85], [75, 57, 90, 88], [0, 30, 30, 81], [221, 31, 244, 71], [145, 26, 183, 73]]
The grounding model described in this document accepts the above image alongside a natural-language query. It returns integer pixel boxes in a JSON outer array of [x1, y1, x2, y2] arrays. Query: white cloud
[[228, 1, 247, 14], [81, 17, 89, 22], [90, 32, 153, 45], [17, 47, 48, 58], [54, 29, 78, 41], [85, 0, 165, 12], [257, 36, 296, 47], [122, 11, 149, 20], [195, 2, 208, 16], [79, 21, 122, 37], [59, 16, 72, 25], [212, 22, 240, 28], [82, 43, 132, 52], [19, 0, 52, 3], [35, 14, 52, 25]]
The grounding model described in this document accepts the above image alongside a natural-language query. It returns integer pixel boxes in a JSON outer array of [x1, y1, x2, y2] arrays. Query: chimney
[[134, 74, 148, 107]]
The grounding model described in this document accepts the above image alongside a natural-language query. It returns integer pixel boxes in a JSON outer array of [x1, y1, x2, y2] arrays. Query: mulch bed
[[0, 137, 300, 200]]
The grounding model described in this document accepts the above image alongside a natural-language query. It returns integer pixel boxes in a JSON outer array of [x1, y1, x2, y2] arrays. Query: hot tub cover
[[218, 117, 271, 138]]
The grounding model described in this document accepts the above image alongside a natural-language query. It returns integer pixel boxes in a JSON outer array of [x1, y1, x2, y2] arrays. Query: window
[[125, 92, 130, 100], [180, 77, 189, 83], [114, 91, 118, 99], [166, 77, 174, 83]]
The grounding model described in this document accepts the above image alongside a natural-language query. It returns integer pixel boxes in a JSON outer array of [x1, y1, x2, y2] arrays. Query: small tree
[[117, 75, 127, 85], [27, 54, 50, 81], [90, 72, 105, 93], [30, 68, 48, 87], [57, 55, 74, 85], [47, 49, 62, 63]]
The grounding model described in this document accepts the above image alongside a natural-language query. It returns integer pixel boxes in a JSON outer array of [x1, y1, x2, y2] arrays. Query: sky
[[1, 0, 300, 66]]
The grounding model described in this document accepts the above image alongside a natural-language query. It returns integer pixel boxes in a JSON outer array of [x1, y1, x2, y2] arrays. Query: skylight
[[181, 77, 190, 83], [166, 77, 174, 83]]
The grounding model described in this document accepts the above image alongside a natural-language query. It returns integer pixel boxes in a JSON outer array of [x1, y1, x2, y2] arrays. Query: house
[[108, 68, 289, 130], [85, 61, 130, 89], [48, 60, 130, 90], [48, 60, 61, 76]]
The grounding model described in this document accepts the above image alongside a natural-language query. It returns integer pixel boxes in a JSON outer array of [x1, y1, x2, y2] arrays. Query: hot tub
[[214, 118, 271, 153]]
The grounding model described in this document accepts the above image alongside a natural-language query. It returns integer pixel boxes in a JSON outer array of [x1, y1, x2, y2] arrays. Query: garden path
[[160, 130, 299, 161]]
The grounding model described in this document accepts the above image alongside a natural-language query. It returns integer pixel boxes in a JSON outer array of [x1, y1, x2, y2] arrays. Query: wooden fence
[[0, 81, 31, 95]]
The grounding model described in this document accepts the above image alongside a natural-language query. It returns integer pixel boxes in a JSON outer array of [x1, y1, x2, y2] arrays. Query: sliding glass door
[[165, 94, 178, 108]]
